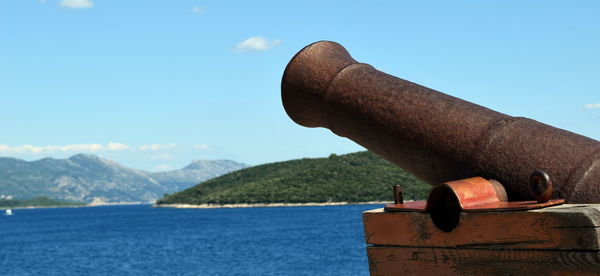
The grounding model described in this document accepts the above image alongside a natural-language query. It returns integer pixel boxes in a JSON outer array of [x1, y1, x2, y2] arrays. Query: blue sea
[[0, 204, 378, 275]]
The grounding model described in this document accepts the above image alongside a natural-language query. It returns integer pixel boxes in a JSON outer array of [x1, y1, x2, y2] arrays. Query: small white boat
[[5, 209, 12, 216]]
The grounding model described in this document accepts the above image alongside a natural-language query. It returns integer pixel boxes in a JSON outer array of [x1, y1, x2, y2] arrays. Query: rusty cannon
[[281, 41, 600, 204]]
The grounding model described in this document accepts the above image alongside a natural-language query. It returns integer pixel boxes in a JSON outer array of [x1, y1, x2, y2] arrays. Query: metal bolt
[[529, 170, 553, 203], [393, 185, 403, 204]]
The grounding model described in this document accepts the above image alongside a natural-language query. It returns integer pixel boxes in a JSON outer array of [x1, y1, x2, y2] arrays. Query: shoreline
[[1, 204, 87, 210], [1, 202, 150, 210], [2, 201, 395, 210], [154, 201, 391, 209]]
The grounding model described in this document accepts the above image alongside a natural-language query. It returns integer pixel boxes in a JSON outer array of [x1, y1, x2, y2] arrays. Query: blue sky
[[1, 0, 599, 171]]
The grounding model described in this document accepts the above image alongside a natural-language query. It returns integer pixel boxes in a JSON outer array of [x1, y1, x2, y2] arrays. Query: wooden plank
[[367, 246, 600, 276], [363, 204, 600, 250]]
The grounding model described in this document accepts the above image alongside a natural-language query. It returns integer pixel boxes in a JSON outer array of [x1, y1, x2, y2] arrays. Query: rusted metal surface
[[281, 41, 600, 203], [383, 173, 564, 231], [435, 177, 504, 209], [383, 199, 565, 212], [384, 177, 564, 213]]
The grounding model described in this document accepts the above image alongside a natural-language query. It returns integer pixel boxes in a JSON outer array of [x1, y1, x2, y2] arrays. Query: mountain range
[[0, 154, 248, 203]]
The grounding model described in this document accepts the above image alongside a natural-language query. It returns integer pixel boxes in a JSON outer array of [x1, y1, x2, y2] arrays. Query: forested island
[[156, 151, 430, 206], [0, 196, 85, 209]]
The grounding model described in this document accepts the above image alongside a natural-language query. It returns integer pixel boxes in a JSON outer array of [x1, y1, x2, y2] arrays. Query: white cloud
[[61, 144, 103, 152], [106, 142, 131, 151], [0, 142, 130, 154], [139, 143, 177, 151], [585, 103, 600, 109], [194, 144, 209, 150], [191, 6, 204, 14], [3, 145, 46, 154], [234, 36, 281, 52], [60, 0, 94, 9]]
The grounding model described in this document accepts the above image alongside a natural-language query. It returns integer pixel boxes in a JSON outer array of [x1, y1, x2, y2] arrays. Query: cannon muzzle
[[281, 41, 600, 203]]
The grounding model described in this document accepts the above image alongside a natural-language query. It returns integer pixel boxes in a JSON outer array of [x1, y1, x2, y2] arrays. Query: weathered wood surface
[[367, 247, 600, 276], [363, 204, 600, 250]]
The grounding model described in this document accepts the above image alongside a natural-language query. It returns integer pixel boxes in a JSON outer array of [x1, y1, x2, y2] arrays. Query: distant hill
[[157, 151, 430, 205], [151, 160, 249, 192], [0, 196, 84, 208], [0, 154, 248, 203]]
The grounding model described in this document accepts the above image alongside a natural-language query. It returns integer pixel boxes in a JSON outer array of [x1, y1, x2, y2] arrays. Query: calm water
[[0, 204, 378, 275]]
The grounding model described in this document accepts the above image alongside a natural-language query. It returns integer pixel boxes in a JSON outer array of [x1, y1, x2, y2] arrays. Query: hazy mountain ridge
[[151, 160, 249, 192], [0, 154, 248, 203]]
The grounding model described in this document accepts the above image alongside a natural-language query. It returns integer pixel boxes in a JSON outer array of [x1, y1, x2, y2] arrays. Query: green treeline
[[0, 196, 84, 208], [157, 151, 430, 205]]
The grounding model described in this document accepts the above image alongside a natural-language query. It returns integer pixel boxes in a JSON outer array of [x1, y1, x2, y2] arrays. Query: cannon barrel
[[281, 41, 600, 203]]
